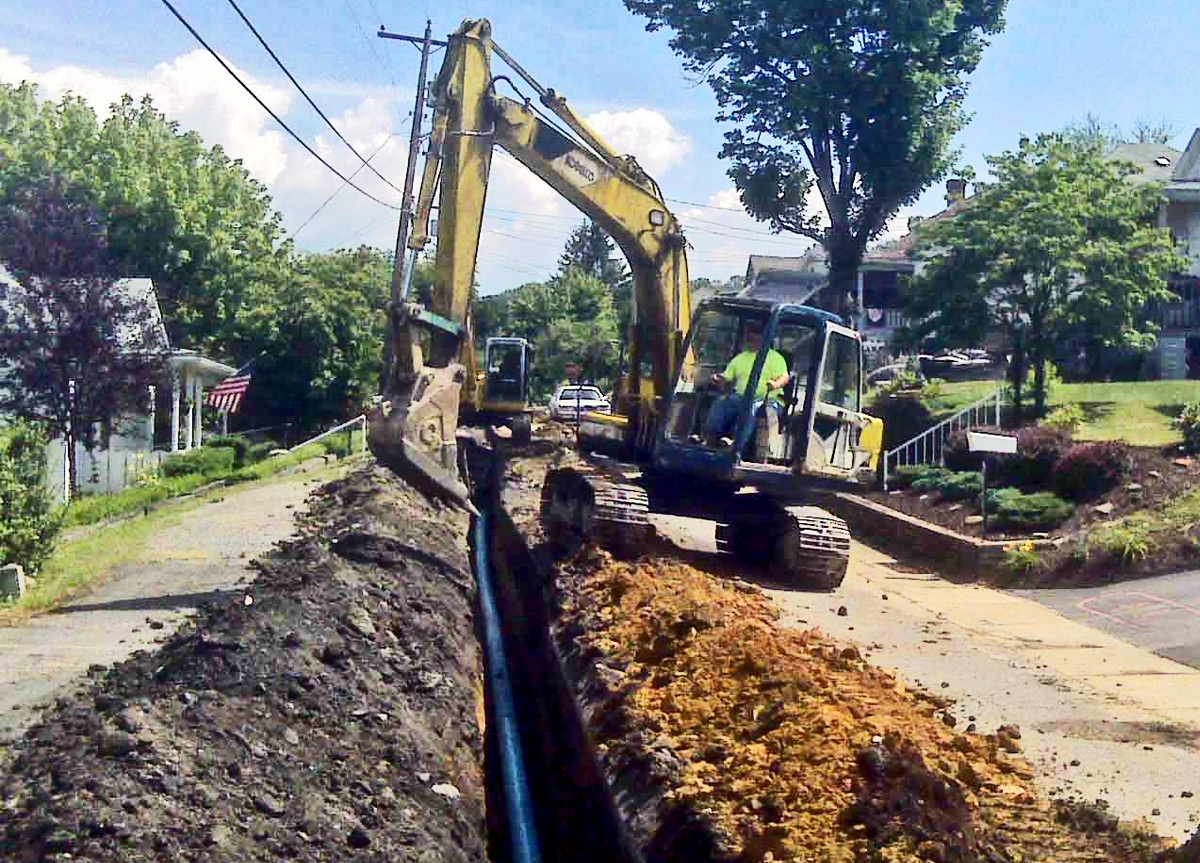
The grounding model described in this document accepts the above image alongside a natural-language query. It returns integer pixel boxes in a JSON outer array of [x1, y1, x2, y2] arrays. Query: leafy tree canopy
[[903, 134, 1186, 415], [0, 177, 169, 489], [0, 82, 288, 352], [623, 0, 1006, 312]]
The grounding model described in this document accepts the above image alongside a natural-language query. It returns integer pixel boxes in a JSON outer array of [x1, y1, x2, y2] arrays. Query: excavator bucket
[[367, 361, 476, 512]]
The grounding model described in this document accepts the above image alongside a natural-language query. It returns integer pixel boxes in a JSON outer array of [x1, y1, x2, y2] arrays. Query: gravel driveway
[[0, 471, 331, 740]]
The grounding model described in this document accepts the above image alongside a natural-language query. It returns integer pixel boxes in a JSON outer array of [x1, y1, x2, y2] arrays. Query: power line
[[667, 196, 747, 213], [292, 131, 401, 240], [342, 0, 394, 86], [157, 0, 400, 211], [225, 0, 405, 196]]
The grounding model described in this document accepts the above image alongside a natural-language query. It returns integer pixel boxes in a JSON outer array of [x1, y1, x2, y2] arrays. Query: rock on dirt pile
[[0, 464, 485, 862]]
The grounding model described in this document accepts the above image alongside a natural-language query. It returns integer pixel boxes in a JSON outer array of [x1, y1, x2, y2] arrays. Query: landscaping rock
[[1094, 502, 1116, 516], [964, 515, 983, 525]]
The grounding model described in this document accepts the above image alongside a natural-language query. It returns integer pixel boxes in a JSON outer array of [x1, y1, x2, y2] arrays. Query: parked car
[[549, 384, 611, 420]]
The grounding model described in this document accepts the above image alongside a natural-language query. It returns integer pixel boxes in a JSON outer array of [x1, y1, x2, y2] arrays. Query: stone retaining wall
[[815, 491, 1056, 576]]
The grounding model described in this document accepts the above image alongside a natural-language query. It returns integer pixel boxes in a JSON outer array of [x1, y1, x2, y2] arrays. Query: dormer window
[[1155, 156, 1173, 167]]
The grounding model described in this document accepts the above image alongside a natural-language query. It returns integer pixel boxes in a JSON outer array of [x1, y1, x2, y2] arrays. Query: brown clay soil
[[0, 464, 486, 862], [507, 424, 1191, 862]]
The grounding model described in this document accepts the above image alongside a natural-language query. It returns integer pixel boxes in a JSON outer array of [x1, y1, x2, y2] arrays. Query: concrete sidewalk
[[852, 542, 1200, 729]]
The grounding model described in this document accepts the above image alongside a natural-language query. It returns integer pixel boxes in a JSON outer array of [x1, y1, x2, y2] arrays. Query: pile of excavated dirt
[[0, 465, 485, 862], [551, 548, 1175, 862], [498, 430, 1184, 862]]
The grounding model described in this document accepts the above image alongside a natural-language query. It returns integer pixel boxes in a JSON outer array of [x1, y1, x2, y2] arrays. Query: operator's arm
[[766, 351, 790, 391], [711, 356, 737, 387]]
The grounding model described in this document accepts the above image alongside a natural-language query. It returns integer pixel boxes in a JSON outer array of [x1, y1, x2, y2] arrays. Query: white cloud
[[585, 108, 691, 176], [0, 47, 296, 183]]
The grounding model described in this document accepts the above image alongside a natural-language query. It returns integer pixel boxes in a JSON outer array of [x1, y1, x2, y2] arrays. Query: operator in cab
[[705, 321, 790, 446]]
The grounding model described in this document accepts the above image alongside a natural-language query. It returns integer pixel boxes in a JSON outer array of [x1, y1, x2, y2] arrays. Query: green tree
[[0, 178, 169, 491], [231, 247, 390, 433], [557, 220, 628, 287], [903, 134, 1185, 416], [623, 0, 1006, 315], [0, 84, 288, 352]]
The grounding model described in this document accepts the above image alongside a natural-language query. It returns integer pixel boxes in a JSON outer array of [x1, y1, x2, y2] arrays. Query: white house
[[0, 265, 236, 499]]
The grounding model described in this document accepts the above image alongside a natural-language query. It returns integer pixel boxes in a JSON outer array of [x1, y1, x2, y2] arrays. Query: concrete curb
[[817, 490, 1056, 576]]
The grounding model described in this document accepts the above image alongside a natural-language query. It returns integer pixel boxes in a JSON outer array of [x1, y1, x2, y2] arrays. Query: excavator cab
[[475, 337, 533, 442], [656, 298, 882, 490]]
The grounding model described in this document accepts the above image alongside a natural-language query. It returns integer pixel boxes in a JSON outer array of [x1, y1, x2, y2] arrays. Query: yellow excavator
[[368, 19, 883, 589]]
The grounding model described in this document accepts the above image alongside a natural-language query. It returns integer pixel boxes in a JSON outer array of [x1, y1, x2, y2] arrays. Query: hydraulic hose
[[472, 510, 542, 863]]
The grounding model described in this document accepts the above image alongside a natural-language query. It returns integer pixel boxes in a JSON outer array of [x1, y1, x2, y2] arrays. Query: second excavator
[[368, 18, 883, 589]]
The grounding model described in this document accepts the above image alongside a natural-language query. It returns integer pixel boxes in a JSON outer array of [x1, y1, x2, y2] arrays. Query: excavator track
[[771, 505, 851, 591], [715, 502, 850, 591], [540, 466, 653, 554]]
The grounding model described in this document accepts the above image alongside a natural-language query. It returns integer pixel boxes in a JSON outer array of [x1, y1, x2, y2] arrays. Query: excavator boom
[[368, 18, 689, 499]]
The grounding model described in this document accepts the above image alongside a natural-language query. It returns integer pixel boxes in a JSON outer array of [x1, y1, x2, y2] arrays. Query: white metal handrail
[[287, 414, 368, 457], [881, 388, 1003, 490]]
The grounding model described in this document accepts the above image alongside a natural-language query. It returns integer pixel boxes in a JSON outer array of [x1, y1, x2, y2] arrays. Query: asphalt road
[[0, 470, 332, 741], [1014, 569, 1200, 669]]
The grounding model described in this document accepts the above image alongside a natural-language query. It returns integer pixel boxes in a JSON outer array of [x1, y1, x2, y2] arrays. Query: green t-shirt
[[724, 348, 788, 401]]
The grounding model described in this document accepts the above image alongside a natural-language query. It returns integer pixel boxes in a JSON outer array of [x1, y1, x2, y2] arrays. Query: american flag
[[207, 359, 255, 413]]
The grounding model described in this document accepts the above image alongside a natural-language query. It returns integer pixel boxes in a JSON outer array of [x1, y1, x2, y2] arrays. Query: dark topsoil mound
[[0, 464, 486, 863]]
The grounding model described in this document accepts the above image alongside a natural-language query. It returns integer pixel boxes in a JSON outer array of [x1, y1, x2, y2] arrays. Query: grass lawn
[[915, 380, 1200, 447], [0, 460, 354, 624]]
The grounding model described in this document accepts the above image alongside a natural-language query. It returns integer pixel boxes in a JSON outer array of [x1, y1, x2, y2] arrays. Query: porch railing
[[881, 388, 1004, 491]]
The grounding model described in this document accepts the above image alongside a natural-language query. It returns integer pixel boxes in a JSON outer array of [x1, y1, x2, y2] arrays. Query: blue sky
[[3, 0, 1198, 295]]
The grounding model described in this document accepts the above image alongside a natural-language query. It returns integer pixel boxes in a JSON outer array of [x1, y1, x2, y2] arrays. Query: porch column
[[856, 270, 865, 331], [170, 371, 181, 453], [147, 385, 156, 451], [183, 370, 194, 451], [220, 411, 228, 436], [193, 377, 204, 448]]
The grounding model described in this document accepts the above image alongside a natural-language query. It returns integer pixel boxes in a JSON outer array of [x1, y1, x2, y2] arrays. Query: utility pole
[[387, 20, 435, 306], [377, 20, 443, 392]]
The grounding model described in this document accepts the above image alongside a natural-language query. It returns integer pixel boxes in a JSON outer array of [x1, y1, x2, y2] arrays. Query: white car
[[549, 384, 611, 420]]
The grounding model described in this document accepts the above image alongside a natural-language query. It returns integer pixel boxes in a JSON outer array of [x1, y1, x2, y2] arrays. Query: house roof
[[1107, 141, 1185, 184], [1171, 128, 1200, 185], [0, 265, 171, 354]]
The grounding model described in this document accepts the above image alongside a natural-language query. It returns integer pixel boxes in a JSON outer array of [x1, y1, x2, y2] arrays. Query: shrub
[[984, 488, 1074, 531], [322, 436, 352, 459], [998, 426, 1071, 489], [1002, 542, 1041, 575], [1174, 403, 1200, 455], [872, 369, 925, 399], [867, 393, 934, 453], [1043, 404, 1085, 436], [911, 467, 954, 493], [1089, 521, 1156, 567], [160, 445, 236, 478], [1052, 441, 1130, 502], [205, 435, 252, 467], [889, 464, 948, 490], [933, 471, 984, 502], [0, 423, 61, 575]]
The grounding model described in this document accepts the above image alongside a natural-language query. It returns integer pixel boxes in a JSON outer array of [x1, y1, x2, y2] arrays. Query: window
[[579, 387, 603, 400], [820, 332, 860, 411]]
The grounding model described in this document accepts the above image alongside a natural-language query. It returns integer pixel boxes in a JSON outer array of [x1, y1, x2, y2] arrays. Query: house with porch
[[738, 180, 971, 368], [1135, 131, 1200, 378], [0, 264, 238, 499]]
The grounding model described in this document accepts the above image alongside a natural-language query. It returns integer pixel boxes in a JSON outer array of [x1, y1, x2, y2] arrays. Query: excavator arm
[[369, 18, 690, 499]]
